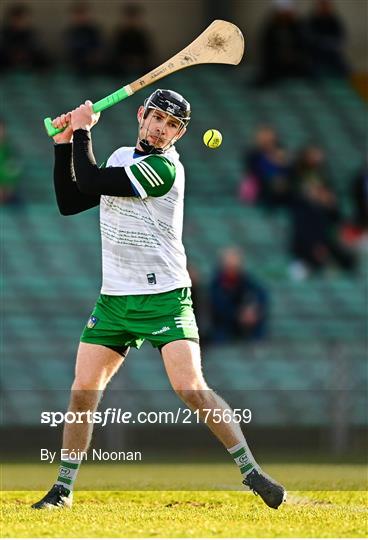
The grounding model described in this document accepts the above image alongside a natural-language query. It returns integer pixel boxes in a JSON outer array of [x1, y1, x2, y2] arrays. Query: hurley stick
[[44, 19, 244, 137]]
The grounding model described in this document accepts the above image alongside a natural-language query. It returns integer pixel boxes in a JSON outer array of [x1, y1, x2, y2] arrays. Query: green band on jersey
[[128, 155, 176, 197]]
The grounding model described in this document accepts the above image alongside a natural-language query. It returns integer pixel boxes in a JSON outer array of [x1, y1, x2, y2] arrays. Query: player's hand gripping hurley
[[44, 20, 244, 137]]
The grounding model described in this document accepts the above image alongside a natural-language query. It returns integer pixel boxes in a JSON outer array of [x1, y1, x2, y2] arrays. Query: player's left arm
[[70, 102, 175, 198], [72, 129, 175, 198], [72, 129, 138, 196], [70, 101, 137, 197]]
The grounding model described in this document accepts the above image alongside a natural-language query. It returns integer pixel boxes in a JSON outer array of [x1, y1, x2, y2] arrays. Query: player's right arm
[[52, 113, 100, 216]]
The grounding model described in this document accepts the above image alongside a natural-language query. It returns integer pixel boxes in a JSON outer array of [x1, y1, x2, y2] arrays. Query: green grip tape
[[92, 86, 131, 113], [44, 85, 132, 137], [44, 117, 61, 137]]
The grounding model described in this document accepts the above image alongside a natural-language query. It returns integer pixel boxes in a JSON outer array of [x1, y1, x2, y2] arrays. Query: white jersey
[[100, 146, 191, 295]]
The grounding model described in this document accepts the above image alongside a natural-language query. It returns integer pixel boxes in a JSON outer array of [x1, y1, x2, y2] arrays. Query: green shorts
[[80, 287, 199, 350]]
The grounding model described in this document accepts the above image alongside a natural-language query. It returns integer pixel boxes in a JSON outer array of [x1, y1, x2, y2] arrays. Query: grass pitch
[[1, 463, 367, 538]]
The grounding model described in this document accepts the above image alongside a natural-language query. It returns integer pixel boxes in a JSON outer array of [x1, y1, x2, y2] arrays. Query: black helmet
[[143, 89, 191, 127]]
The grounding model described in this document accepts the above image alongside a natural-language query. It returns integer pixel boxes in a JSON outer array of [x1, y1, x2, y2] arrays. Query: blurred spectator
[[0, 119, 22, 205], [240, 126, 291, 208], [187, 264, 202, 323], [340, 164, 368, 246], [209, 248, 269, 343], [289, 181, 355, 279], [0, 4, 49, 72], [291, 144, 329, 194], [65, 2, 104, 75], [255, 0, 309, 87], [306, 0, 349, 78], [351, 165, 368, 232], [108, 3, 153, 77]]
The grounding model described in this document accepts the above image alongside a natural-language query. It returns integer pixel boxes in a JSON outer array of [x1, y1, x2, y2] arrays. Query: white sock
[[227, 441, 259, 478], [56, 456, 82, 492]]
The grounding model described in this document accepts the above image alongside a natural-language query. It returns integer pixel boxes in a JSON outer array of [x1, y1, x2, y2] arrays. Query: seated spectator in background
[[291, 144, 329, 194], [0, 3, 49, 72], [240, 126, 291, 208], [340, 164, 368, 246], [289, 181, 355, 279], [209, 248, 269, 344], [349, 164, 368, 237], [187, 264, 203, 331], [306, 0, 349, 78], [338, 162, 368, 246], [65, 2, 103, 75], [255, 0, 309, 86], [108, 3, 153, 77], [0, 119, 22, 205]]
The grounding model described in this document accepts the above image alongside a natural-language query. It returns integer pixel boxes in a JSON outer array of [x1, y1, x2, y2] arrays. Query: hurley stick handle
[[43, 85, 133, 137]]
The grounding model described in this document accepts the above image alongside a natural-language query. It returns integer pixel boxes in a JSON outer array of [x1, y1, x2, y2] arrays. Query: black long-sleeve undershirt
[[72, 129, 136, 197], [53, 129, 137, 216], [53, 143, 100, 215]]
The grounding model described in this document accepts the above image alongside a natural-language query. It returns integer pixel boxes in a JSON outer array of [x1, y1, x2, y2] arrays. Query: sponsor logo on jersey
[[147, 273, 156, 284], [152, 326, 171, 335], [87, 315, 99, 329]]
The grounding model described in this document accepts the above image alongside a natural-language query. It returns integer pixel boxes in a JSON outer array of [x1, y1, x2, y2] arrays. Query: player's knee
[[69, 387, 102, 412], [70, 377, 104, 409], [72, 372, 108, 392]]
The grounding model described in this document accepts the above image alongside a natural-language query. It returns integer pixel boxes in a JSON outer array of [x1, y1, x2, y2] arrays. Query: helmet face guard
[[138, 89, 191, 153]]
